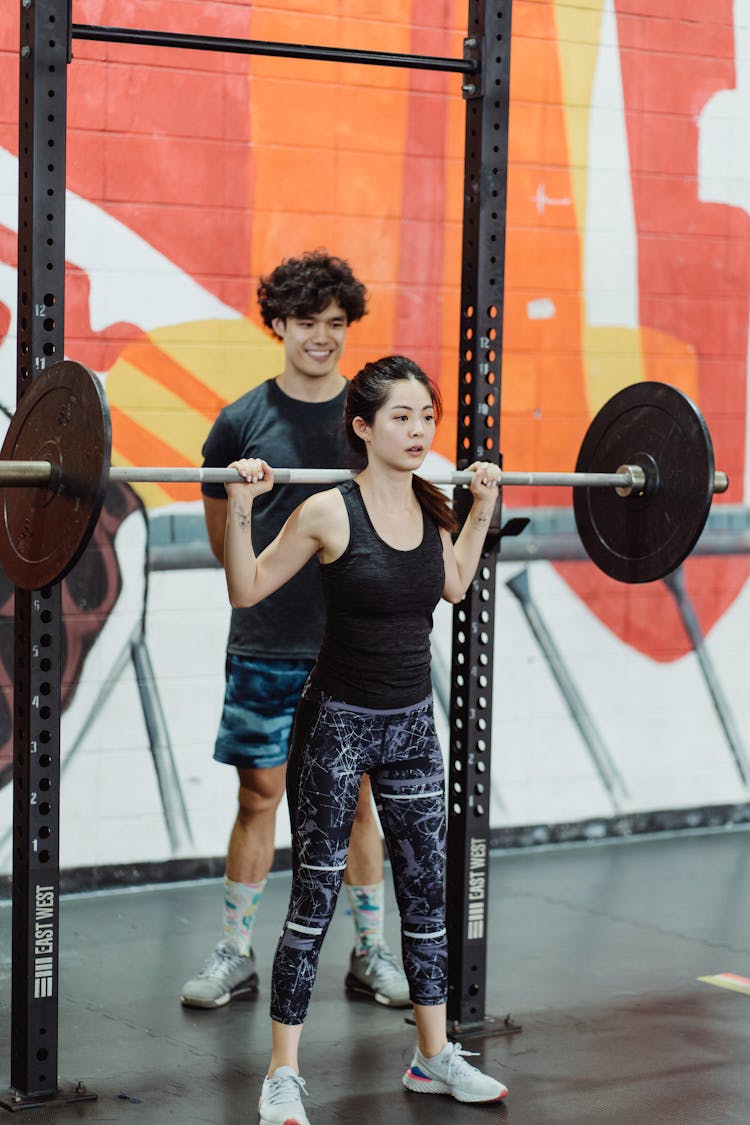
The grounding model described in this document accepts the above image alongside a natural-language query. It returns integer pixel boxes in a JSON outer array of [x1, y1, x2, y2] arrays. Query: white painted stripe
[[0, 149, 239, 334], [584, 0, 639, 329]]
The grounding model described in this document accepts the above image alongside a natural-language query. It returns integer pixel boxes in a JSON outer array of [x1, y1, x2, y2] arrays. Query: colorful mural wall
[[1, 1, 749, 879]]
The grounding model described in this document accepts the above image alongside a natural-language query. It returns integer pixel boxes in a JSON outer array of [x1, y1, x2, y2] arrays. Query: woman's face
[[362, 378, 437, 471]]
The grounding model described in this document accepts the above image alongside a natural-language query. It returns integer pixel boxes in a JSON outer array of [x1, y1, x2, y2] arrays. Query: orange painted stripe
[[248, 4, 411, 372], [393, 9, 453, 378], [124, 341, 228, 421], [110, 404, 201, 502]]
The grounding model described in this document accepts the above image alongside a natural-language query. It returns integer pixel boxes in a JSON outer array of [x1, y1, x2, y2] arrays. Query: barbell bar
[[0, 360, 730, 589], [0, 461, 730, 493], [0, 461, 634, 489]]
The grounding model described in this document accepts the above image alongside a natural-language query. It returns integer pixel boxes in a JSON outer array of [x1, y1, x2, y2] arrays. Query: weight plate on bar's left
[[0, 361, 111, 589], [573, 381, 714, 583]]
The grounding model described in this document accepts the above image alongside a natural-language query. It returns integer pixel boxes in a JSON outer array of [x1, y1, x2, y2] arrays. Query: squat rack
[[5, 0, 512, 1107]]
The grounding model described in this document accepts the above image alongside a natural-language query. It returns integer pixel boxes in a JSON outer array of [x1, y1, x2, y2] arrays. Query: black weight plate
[[0, 361, 111, 589], [573, 382, 714, 584]]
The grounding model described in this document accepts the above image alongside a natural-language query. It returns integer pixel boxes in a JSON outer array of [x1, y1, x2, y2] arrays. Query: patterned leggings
[[270, 685, 448, 1026]]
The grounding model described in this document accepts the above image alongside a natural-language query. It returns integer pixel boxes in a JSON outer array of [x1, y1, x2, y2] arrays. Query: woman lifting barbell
[[223, 354, 509, 1124]]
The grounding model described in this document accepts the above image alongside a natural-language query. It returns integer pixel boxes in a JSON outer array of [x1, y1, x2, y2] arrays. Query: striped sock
[[223, 875, 267, 956], [345, 881, 385, 956]]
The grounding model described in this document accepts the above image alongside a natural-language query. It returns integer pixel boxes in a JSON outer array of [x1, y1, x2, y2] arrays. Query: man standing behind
[[181, 251, 409, 1010]]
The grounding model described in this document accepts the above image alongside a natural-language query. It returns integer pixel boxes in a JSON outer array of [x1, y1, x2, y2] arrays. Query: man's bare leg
[[180, 764, 285, 1007], [226, 763, 287, 883], [345, 775, 383, 886]]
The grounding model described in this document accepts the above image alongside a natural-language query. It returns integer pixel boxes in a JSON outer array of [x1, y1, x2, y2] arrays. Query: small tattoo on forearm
[[236, 512, 252, 530], [471, 513, 490, 528]]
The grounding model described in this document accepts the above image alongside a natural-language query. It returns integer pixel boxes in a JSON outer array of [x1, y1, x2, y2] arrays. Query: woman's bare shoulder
[[297, 487, 349, 560], [298, 486, 347, 520], [288, 486, 346, 535]]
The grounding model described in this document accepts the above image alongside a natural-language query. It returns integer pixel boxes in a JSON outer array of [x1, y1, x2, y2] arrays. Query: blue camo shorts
[[213, 655, 314, 770]]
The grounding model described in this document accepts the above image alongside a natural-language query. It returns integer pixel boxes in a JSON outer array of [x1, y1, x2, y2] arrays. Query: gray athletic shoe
[[345, 944, 411, 1008], [258, 1067, 310, 1125], [402, 1041, 508, 1103], [180, 939, 259, 1009]]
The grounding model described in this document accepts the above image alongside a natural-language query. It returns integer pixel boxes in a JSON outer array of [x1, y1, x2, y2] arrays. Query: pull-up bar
[[71, 24, 478, 74]]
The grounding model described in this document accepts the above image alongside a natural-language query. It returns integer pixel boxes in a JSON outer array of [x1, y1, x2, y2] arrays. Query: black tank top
[[310, 479, 445, 708]]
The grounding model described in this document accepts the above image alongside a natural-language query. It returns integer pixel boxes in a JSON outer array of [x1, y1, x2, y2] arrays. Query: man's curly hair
[[257, 250, 368, 337]]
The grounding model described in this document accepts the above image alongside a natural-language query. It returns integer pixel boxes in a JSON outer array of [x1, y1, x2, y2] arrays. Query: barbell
[[0, 360, 729, 590]]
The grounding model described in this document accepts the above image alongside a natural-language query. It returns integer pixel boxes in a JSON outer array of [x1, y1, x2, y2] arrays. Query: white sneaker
[[345, 945, 411, 1008], [258, 1067, 310, 1124], [402, 1041, 508, 1103], [180, 940, 258, 1008]]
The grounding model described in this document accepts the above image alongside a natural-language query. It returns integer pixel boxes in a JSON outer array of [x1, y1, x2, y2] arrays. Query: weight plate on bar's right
[[573, 381, 715, 584], [0, 361, 111, 590]]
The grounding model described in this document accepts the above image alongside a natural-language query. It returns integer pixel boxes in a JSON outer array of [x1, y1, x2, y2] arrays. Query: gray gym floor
[[1, 827, 749, 1123]]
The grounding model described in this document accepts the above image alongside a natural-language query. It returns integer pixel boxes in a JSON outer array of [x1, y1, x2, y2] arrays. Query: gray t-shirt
[[201, 378, 359, 659]]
